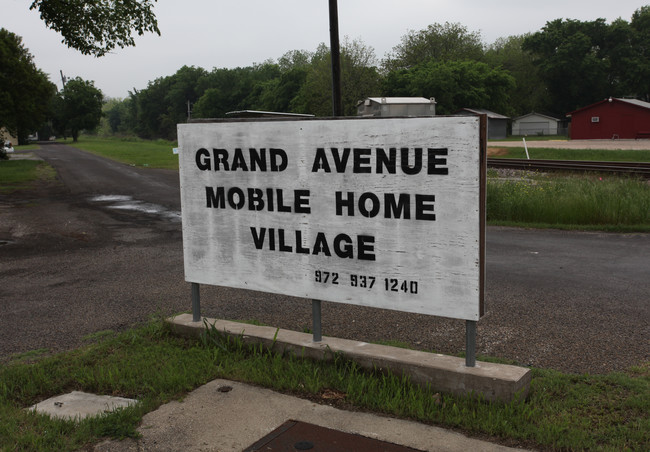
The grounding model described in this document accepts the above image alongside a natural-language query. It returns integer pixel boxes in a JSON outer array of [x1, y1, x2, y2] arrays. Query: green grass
[[488, 147, 650, 162], [0, 160, 55, 192], [487, 175, 650, 232], [66, 136, 179, 170], [0, 319, 648, 451]]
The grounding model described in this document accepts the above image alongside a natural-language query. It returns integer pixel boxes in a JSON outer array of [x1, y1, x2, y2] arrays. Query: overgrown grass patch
[[0, 160, 55, 192], [1, 319, 648, 451], [487, 175, 650, 231], [68, 136, 179, 170]]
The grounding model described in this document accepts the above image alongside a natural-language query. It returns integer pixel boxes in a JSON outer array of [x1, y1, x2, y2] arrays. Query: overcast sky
[[6, 1, 647, 99]]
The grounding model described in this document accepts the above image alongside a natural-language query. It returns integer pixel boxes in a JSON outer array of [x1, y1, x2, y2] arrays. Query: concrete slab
[[95, 379, 529, 452], [30, 391, 137, 421], [168, 314, 531, 402]]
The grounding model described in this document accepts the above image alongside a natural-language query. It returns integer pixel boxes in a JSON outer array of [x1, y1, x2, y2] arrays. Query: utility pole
[[59, 70, 67, 89], [328, 0, 342, 116]]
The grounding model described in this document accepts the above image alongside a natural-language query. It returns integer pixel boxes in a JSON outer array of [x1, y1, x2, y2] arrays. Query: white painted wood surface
[[178, 117, 484, 320]]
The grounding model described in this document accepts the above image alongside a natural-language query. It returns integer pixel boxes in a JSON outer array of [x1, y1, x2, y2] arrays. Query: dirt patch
[[487, 147, 510, 156]]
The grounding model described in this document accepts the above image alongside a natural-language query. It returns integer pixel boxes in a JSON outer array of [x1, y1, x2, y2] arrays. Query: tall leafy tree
[[523, 18, 615, 114], [383, 60, 515, 115], [293, 39, 381, 116], [54, 77, 103, 141], [0, 29, 56, 144], [383, 22, 485, 71], [485, 35, 549, 115], [29, 0, 159, 56], [628, 6, 650, 100]]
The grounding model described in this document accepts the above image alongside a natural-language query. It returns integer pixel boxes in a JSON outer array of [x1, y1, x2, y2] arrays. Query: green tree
[[627, 6, 650, 100], [383, 22, 485, 71], [100, 97, 134, 135], [29, 0, 159, 57], [0, 29, 56, 144], [383, 60, 515, 115], [55, 77, 104, 141], [485, 35, 549, 115], [293, 39, 381, 116], [523, 18, 614, 114]]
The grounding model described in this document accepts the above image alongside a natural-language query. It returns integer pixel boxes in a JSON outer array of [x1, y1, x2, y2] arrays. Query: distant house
[[512, 112, 567, 136], [357, 97, 437, 117], [1, 127, 17, 146], [568, 98, 650, 140], [453, 108, 509, 140]]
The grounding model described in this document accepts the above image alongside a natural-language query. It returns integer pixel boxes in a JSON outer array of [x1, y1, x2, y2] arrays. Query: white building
[[357, 97, 436, 117], [512, 112, 564, 136]]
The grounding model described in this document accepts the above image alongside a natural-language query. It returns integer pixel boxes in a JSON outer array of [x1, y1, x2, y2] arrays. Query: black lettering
[[332, 148, 351, 172], [333, 234, 354, 259], [250, 227, 266, 249], [270, 148, 288, 171], [415, 194, 436, 220], [312, 232, 331, 256], [385, 193, 411, 219], [358, 192, 380, 218], [427, 148, 448, 175], [196, 148, 211, 170], [276, 189, 291, 213], [376, 148, 396, 174], [227, 187, 245, 209], [231, 148, 249, 171], [266, 188, 275, 211], [312, 148, 331, 172], [249, 148, 267, 171], [247, 188, 264, 211], [213, 148, 230, 170], [294, 190, 311, 214], [401, 147, 422, 175], [353, 148, 371, 173], [357, 235, 376, 261], [295, 230, 310, 254], [335, 192, 354, 217], [278, 228, 292, 252], [206, 186, 225, 208]]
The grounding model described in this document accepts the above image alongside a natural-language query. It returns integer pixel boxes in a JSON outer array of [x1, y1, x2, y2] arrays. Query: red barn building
[[568, 98, 650, 140]]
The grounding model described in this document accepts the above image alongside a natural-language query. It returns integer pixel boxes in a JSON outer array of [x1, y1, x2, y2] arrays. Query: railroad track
[[487, 158, 650, 178]]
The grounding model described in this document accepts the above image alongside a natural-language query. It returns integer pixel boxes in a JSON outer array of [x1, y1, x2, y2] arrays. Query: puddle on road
[[89, 195, 181, 222]]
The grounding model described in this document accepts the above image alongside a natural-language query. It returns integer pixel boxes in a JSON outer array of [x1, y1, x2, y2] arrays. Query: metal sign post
[[191, 282, 201, 322]]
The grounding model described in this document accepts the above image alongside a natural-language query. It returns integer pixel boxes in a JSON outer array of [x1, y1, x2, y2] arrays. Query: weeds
[[487, 174, 650, 231], [1, 319, 648, 451]]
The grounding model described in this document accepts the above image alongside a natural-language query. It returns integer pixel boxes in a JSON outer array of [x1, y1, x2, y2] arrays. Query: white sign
[[178, 117, 485, 320]]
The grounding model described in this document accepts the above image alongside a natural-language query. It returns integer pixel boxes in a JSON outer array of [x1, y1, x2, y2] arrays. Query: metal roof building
[[567, 98, 650, 140], [454, 108, 509, 140], [357, 97, 437, 117]]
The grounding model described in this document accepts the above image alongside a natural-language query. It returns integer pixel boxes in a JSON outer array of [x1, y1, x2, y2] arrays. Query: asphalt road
[[1, 143, 648, 374]]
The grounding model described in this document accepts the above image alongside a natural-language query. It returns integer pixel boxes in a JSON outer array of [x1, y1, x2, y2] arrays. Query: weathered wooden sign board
[[178, 116, 485, 321]]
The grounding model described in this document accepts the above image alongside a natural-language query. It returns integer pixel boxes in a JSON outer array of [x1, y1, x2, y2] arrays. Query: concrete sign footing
[[29, 391, 137, 421], [168, 314, 531, 402]]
